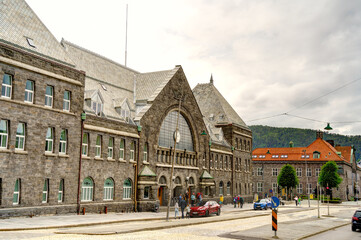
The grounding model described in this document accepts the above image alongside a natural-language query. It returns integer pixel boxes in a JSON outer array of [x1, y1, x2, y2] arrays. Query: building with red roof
[[252, 131, 360, 200]]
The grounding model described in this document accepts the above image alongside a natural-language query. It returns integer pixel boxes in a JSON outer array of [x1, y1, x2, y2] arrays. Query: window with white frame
[[307, 183, 312, 194], [91, 93, 103, 116], [130, 141, 135, 161], [45, 85, 53, 107], [82, 133, 88, 156], [257, 168, 263, 176], [13, 179, 20, 205], [95, 135, 102, 158], [63, 90, 70, 111], [81, 177, 93, 202], [24, 80, 34, 103], [42, 179, 49, 203], [219, 181, 224, 195], [272, 183, 278, 194], [59, 129, 67, 154], [1, 73, 12, 98], [15, 123, 25, 150], [143, 143, 148, 162], [315, 168, 321, 177], [227, 181, 231, 195], [119, 138, 125, 160], [313, 151, 320, 159], [144, 186, 150, 199], [257, 182, 263, 193], [307, 168, 312, 177], [123, 179, 132, 199], [0, 120, 8, 148], [296, 168, 302, 177], [45, 127, 54, 153], [297, 183, 303, 194], [272, 168, 279, 176], [58, 179, 64, 203], [108, 137, 114, 159], [103, 178, 114, 201]]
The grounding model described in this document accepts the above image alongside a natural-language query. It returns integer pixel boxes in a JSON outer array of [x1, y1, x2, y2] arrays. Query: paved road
[[305, 224, 361, 240]]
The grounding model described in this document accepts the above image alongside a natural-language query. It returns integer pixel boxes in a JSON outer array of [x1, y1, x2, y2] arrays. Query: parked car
[[254, 199, 272, 210], [190, 201, 221, 217], [352, 210, 361, 231]]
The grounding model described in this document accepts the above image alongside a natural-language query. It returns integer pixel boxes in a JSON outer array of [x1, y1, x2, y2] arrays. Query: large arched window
[[219, 181, 224, 196], [158, 111, 193, 151], [123, 179, 132, 200], [81, 177, 94, 202], [104, 178, 114, 201]]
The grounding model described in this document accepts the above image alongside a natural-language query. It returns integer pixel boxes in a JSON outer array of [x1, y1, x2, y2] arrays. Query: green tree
[[318, 161, 342, 200], [278, 164, 299, 200]]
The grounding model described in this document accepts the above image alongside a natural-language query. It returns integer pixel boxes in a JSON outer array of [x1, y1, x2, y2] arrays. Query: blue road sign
[[271, 196, 280, 208]]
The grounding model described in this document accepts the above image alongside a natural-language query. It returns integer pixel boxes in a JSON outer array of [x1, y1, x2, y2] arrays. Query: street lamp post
[[303, 149, 310, 207]]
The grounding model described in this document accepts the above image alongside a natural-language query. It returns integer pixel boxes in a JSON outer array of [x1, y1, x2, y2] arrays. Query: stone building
[[0, 0, 252, 217], [252, 131, 361, 200]]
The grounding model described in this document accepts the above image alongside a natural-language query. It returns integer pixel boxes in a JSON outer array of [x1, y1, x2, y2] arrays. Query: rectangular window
[[144, 186, 150, 199], [307, 168, 312, 177], [62, 90, 70, 111], [119, 139, 125, 160], [15, 123, 25, 150], [315, 168, 321, 177], [130, 141, 135, 161], [24, 80, 34, 103], [257, 168, 263, 176], [0, 120, 9, 148], [45, 85, 53, 107], [63, 90, 70, 111], [297, 184, 303, 194], [95, 135, 102, 158], [58, 179, 64, 203], [108, 137, 114, 159], [272, 168, 279, 176], [1, 74, 12, 98], [257, 182, 263, 193], [307, 183, 312, 194], [13, 179, 20, 205], [272, 183, 278, 194], [42, 179, 49, 203], [82, 133, 88, 156], [297, 168, 302, 177], [143, 143, 148, 162], [45, 127, 53, 153], [59, 129, 67, 154]]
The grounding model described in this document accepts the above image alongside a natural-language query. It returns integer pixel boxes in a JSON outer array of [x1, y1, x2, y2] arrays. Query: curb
[[296, 221, 350, 240]]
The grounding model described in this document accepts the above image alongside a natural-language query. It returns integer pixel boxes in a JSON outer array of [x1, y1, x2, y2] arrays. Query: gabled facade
[[0, 0, 252, 216], [252, 131, 361, 200]]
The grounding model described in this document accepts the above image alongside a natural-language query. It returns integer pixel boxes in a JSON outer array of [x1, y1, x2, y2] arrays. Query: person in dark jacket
[[240, 196, 244, 208], [180, 197, 187, 219]]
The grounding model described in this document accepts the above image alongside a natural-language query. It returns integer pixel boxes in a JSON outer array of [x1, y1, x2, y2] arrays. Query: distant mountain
[[249, 125, 361, 161]]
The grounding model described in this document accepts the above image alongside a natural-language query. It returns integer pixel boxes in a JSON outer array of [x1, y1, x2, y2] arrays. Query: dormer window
[[313, 151, 320, 159], [91, 92, 103, 116], [209, 114, 214, 121]]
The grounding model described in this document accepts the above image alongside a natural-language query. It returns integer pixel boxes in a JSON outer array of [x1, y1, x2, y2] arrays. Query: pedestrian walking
[[240, 196, 244, 208], [174, 201, 179, 219], [186, 205, 191, 218], [298, 196, 301, 206], [233, 195, 237, 208], [180, 197, 187, 219], [191, 193, 195, 206], [179, 194, 182, 203], [199, 192, 203, 204], [294, 196, 298, 206], [219, 194, 224, 207], [237, 195, 241, 208]]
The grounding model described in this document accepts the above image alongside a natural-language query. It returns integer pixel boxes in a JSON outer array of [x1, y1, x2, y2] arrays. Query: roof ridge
[[138, 69, 173, 75], [61, 39, 140, 74]]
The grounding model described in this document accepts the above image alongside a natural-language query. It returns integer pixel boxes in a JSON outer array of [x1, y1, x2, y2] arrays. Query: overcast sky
[[26, 0, 361, 135]]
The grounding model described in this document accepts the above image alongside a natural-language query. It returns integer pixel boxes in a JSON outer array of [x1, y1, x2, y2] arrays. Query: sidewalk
[[0, 203, 253, 231]]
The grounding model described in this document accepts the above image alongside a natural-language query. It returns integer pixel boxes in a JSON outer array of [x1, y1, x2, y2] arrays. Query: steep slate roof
[[0, 0, 74, 66], [252, 138, 347, 162], [193, 81, 248, 128]]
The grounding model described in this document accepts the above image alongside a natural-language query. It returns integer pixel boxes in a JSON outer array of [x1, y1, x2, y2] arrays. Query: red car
[[190, 201, 221, 217]]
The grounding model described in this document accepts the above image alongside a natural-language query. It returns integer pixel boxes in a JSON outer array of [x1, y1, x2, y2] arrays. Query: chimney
[[289, 141, 294, 148], [316, 130, 323, 139]]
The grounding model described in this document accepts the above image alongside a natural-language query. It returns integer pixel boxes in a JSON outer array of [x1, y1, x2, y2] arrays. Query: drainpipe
[[77, 112, 86, 215], [134, 125, 142, 212]]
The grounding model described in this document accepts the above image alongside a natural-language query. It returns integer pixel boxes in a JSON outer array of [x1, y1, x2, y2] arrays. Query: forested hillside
[[249, 125, 361, 161]]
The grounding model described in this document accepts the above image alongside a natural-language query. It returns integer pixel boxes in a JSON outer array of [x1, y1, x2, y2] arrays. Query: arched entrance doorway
[[173, 176, 182, 200], [158, 176, 167, 206]]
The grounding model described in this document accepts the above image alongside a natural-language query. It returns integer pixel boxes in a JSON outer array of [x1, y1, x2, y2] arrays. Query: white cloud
[[26, 0, 361, 135]]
